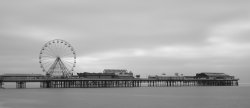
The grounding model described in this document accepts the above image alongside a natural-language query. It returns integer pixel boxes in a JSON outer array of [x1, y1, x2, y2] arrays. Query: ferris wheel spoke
[[40, 54, 55, 58], [58, 45, 65, 56], [40, 56, 55, 59], [51, 43, 59, 56], [43, 49, 56, 57], [61, 55, 74, 59], [63, 60, 74, 65], [42, 61, 54, 65], [55, 43, 61, 56], [61, 57, 73, 60], [40, 53, 53, 57], [62, 57, 75, 61], [40, 60, 54, 63], [59, 41, 66, 52], [58, 46, 67, 57], [47, 44, 58, 56], [42, 58, 55, 64], [40, 58, 54, 61], [62, 42, 68, 50], [42, 64, 53, 71], [62, 59, 74, 62], [43, 63, 52, 68], [41, 61, 54, 65], [63, 62, 74, 71], [62, 63, 73, 69], [62, 54, 73, 58], [60, 54, 72, 59], [44, 42, 57, 56], [43, 56, 55, 61], [63, 57, 75, 60], [43, 63, 53, 69], [63, 61, 75, 65], [44, 48, 56, 57], [61, 51, 75, 58], [57, 41, 64, 54], [62, 59, 74, 66]]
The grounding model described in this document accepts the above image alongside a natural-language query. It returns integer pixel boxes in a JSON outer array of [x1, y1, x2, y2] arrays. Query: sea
[[0, 83, 250, 108]]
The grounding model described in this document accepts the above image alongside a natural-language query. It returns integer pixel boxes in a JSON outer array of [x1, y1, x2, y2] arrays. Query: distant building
[[77, 72, 117, 79], [103, 69, 134, 79], [195, 72, 235, 80]]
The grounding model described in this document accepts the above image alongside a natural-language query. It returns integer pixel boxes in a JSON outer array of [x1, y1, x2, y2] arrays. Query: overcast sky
[[0, 0, 250, 83]]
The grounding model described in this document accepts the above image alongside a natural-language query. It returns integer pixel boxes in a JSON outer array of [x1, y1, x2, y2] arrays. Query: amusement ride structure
[[39, 39, 76, 78]]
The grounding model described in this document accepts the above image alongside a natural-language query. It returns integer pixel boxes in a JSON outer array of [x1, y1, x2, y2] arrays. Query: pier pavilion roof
[[199, 72, 230, 77], [103, 69, 128, 73], [196, 72, 235, 80]]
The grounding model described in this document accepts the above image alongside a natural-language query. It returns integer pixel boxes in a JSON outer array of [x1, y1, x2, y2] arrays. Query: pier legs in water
[[39, 80, 143, 88], [5, 80, 238, 89], [196, 80, 238, 86], [147, 80, 238, 87], [0, 82, 3, 88], [40, 81, 52, 88], [16, 82, 26, 89]]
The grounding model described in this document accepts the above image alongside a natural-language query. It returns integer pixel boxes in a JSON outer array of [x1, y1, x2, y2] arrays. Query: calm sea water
[[0, 86, 250, 108]]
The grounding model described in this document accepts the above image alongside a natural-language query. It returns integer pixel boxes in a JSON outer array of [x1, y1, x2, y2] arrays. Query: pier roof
[[103, 69, 128, 73], [199, 72, 230, 77]]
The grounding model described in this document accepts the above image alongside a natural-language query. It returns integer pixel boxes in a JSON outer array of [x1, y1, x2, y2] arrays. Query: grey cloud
[[0, 36, 42, 56]]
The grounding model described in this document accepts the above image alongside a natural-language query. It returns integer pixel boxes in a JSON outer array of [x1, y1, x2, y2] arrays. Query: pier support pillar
[[40, 82, 48, 88], [0, 82, 3, 88], [46, 81, 51, 88], [16, 82, 26, 89]]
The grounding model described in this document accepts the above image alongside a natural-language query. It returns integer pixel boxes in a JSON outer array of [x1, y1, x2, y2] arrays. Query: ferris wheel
[[39, 39, 76, 77]]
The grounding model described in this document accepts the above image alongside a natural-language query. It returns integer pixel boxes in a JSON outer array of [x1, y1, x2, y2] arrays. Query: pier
[[1, 39, 240, 89], [0, 78, 238, 89]]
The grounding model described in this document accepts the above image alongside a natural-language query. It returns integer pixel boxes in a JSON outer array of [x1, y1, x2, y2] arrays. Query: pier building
[[77, 72, 117, 79], [196, 72, 235, 80], [0, 74, 45, 80], [103, 69, 134, 79], [148, 75, 185, 80]]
